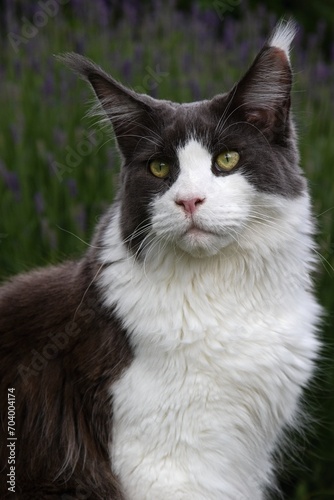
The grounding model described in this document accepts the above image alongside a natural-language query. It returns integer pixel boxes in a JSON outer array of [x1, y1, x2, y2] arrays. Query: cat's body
[[0, 21, 321, 500]]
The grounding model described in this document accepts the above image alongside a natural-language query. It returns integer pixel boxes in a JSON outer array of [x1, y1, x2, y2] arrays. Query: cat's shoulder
[[0, 261, 80, 326], [0, 260, 80, 296]]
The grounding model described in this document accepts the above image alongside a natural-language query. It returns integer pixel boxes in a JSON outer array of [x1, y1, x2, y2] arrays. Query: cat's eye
[[149, 160, 170, 179], [215, 151, 240, 172]]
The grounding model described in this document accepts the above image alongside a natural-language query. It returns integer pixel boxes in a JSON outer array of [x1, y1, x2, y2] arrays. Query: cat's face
[[149, 135, 258, 257], [63, 21, 306, 259]]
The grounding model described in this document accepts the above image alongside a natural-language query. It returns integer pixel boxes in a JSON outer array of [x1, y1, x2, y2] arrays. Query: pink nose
[[175, 197, 205, 215]]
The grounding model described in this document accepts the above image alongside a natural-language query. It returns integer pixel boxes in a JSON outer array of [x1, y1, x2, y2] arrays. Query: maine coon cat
[[0, 20, 321, 500]]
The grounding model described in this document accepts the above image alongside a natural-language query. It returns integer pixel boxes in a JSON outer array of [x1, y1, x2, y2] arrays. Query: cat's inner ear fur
[[58, 53, 156, 151], [221, 20, 296, 138]]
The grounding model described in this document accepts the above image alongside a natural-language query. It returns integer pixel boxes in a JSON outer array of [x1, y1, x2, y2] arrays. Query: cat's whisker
[[214, 84, 238, 137], [217, 117, 272, 149], [316, 206, 334, 218], [244, 214, 330, 273], [111, 132, 163, 149], [215, 133, 269, 150], [56, 225, 104, 249], [135, 234, 169, 282], [313, 249, 334, 276], [246, 212, 306, 235], [122, 221, 152, 245], [142, 237, 164, 278], [72, 261, 105, 323], [132, 231, 154, 261], [214, 99, 254, 134]]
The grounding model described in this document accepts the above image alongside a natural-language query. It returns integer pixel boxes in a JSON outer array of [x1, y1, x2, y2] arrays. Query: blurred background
[[0, 0, 333, 498]]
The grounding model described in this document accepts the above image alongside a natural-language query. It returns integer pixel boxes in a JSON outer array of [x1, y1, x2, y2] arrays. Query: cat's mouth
[[184, 224, 217, 238], [176, 222, 235, 257]]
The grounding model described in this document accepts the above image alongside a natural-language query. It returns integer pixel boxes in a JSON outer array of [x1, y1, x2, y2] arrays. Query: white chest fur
[[99, 208, 320, 500]]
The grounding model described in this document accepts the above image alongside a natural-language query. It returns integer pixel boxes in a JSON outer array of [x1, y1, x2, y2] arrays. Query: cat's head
[[61, 20, 308, 259]]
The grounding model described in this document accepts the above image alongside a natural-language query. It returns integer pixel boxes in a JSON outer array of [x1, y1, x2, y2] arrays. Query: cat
[[0, 20, 321, 500]]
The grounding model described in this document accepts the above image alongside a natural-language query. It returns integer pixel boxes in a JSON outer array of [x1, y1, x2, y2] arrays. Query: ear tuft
[[221, 19, 297, 139], [268, 19, 298, 62], [56, 52, 135, 105], [57, 53, 159, 154], [55, 52, 102, 80]]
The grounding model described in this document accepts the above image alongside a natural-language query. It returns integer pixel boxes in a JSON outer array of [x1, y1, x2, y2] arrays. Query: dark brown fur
[[0, 248, 132, 499]]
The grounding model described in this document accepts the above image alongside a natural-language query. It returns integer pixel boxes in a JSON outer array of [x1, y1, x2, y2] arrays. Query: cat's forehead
[[156, 95, 229, 146], [160, 95, 227, 122]]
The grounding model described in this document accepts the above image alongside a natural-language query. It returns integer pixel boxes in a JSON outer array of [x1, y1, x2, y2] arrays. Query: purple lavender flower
[[41, 218, 57, 250], [75, 204, 87, 233], [95, 0, 110, 28], [53, 128, 67, 149], [222, 18, 236, 50], [188, 79, 201, 101], [182, 53, 192, 74], [239, 40, 251, 64], [123, 0, 139, 26], [74, 35, 86, 55], [0, 160, 21, 202], [34, 192, 45, 215], [71, 0, 84, 19], [4, 0, 21, 35], [66, 178, 78, 199], [42, 73, 54, 97], [315, 61, 331, 82], [9, 123, 23, 145], [29, 56, 41, 74], [134, 44, 144, 61], [14, 59, 22, 79], [201, 8, 220, 32], [121, 59, 132, 82]]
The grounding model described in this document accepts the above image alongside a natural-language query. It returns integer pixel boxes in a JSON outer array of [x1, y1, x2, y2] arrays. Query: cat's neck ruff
[[98, 199, 320, 500], [98, 196, 318, 352]]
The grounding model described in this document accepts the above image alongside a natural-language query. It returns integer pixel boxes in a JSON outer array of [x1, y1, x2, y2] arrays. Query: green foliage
[[0, 2, 333, 498]]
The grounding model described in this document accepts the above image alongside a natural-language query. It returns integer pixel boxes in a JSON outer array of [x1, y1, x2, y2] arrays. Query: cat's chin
[[176, 231, 234, 258]]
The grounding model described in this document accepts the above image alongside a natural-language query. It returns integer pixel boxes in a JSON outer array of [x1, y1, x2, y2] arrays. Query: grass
[[0, 2, 333, 498]]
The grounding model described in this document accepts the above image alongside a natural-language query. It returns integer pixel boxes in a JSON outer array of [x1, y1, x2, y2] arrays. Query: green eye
[[149, 160, 170, 179], [215, 151, 240, 171]]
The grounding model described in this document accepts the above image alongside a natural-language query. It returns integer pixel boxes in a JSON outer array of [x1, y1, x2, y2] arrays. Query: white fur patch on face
[[150, 139, 255, 257]]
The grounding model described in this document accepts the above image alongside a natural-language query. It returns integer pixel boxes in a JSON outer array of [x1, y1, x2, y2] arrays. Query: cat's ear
[[57, 53, 156, 153], [223, 20, 296, 138]]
